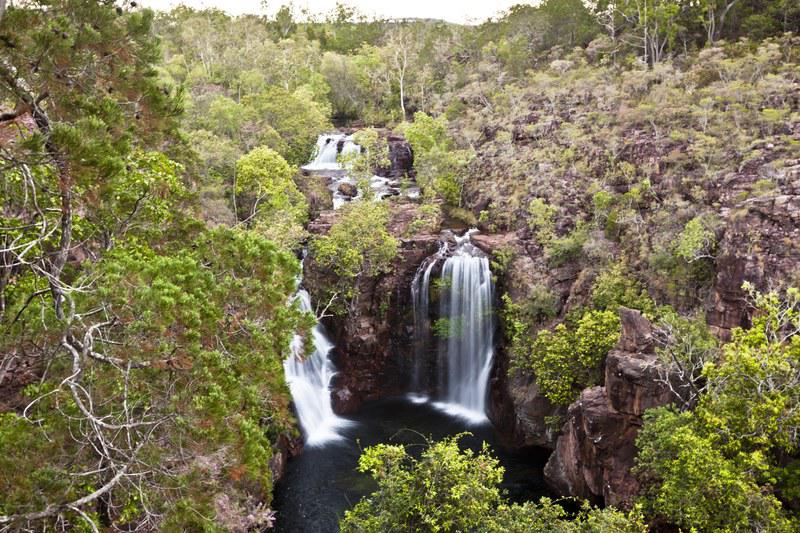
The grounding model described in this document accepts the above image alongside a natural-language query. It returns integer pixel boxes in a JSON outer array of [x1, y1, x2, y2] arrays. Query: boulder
[[337, 181, 358, 198], [380, 134, 414, 178]]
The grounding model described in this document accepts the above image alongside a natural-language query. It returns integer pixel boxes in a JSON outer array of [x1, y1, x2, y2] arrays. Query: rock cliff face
[[707, 160, 800, 338], [543, 308, 674, 506], [304, 202, 440, 413]]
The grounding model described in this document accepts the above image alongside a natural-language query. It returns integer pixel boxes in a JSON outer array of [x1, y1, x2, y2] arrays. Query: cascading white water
[[434, 230, 494, 423], [304, 134, 344, 171], [409, 241, 447, 396], [303, 133, 408, 209], [284, 289, 348, 446]]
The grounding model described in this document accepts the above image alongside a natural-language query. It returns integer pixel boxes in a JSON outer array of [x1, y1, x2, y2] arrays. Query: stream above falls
[[272, 397, 549, 533]]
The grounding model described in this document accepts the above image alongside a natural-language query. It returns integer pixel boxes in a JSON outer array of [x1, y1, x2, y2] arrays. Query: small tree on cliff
[[635, 284, 800, 531], [311, 201, 398, 315], [235, 146, 308, 248]]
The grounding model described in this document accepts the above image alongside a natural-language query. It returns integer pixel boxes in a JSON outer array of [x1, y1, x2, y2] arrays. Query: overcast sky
[[137, 1, 533, 24]]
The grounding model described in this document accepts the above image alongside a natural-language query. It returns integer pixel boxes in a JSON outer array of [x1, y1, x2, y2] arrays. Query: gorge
[[275, 135, 548, 530], [2, 3, 799, 530]]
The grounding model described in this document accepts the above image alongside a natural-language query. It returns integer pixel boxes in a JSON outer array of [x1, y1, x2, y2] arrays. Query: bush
[[591, 261, 654, 313], [311, 201, 399, 313], [340, 435, 649, 533], [516, 309, 620, 406]]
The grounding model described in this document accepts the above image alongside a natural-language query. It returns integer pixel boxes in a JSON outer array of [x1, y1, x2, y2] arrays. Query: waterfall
[[304, 134, 344, 171], [434, 230, 494, 422], [303, 133, 408, 209], [284, 289, 348, 446], [409, 241, 447, 397], [303, 133, 362, 172]]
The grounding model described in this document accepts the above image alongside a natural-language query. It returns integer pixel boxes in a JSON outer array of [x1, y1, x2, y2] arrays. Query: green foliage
[[591, 261, 654, 313], [341, 435, 648, 532], [635, 285, 800, 531], [0, 228, 304, 529], [635, 408, 795, 532], [699, 283, 800, 453], [235, 146, 308, 248], [516, 310, 621, 405], [674, 215, 718, 263], [546, 222, 590, 267], [406, 202, 443, 236], [340, 128, 390, 189], [311, 201, 399, 312], [527, 198, 557, 244], [341, 435, 503, 532], [242, 86, 332, 166], [402, 112, 473, 206], [653, 309, 718, 409]]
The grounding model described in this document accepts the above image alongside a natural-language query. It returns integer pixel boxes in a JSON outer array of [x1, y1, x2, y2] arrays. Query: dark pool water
[[272, 397, 549, 533]]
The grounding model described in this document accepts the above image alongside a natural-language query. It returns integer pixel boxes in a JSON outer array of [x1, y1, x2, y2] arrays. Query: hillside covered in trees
[[1, 0, 800, 531]]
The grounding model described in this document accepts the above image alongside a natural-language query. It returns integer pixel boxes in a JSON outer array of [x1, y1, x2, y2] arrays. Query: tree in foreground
[[0, 2, 306, 529], [635, 284, 800, 531], [340, 434, 648, 532]]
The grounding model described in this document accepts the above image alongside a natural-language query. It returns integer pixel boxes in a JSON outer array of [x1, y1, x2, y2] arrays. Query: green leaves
[[635, 285, 800, 531], [235, 146, 309, 248], [635, 408, 796, 532], [341, 435, 504, 533], [342, 435, 648, 532], [402, 112, 473, 207], [310, 201, 399, 312], [516, 309, 621, 406], [674, 215, 718, 263]]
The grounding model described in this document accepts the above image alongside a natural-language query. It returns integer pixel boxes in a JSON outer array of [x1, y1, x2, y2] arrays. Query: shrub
[[516, 309, 620, 405]]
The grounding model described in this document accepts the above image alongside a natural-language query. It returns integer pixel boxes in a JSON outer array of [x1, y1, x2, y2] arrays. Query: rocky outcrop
[[304, 202, 440, 413], [544, 308, 675, 507], [707, 160, 800, 338], [380, 134, 414, 179]]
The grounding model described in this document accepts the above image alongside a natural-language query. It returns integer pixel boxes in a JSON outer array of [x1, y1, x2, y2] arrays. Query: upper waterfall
[[303, 133, 359, 172]]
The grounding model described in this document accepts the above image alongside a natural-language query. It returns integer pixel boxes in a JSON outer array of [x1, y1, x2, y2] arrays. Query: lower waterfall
[[284, 289, 348, 446], [436, 231, 494, 421], [409, 230, 495, 422]]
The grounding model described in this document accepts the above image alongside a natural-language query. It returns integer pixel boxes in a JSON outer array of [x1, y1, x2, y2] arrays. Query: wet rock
[[269, 433, 303, 484], [382, 134, 414, 179], [337, 182, 358, 198]]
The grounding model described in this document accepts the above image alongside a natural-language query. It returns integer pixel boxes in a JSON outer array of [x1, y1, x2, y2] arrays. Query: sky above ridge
[[138, 0, 532, 24]]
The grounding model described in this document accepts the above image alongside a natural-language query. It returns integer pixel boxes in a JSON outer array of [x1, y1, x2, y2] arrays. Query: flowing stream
[[302, 133, 414, 209]]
